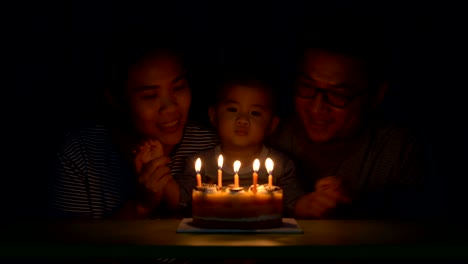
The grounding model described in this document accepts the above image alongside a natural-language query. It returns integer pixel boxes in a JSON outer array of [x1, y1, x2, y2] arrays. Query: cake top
[[195, 183, 281, 194]]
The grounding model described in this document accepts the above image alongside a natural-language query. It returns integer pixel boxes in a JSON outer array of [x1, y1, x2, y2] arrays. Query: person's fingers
[[320, 186, 352, 204], [139, 166, 171, 193], [144, 169, 171, 198], [315, 176, 340, 192], [140, 156, 170, 181], [316, 176, 353, 204], [134, 140, 165, 174], [148, 139, 164, 159], [147, 155, 170, 171], [138, 141, 147, 150], [296, 193, 330, 219], [135, 170, 171, 208], [149, 166, 171, 184], [320, 186, 340, 198], [132, 143, 145, 155], [301, 192, 332, 218], [134, 145, 148, 174], [314, 191, 337, 209], [150, 173, 172, 193], [141, 143, 153, 164]]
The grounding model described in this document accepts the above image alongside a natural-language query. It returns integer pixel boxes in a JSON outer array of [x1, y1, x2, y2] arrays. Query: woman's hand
[[295, 176, 351, 219], [133, 140, 172, 210], [113, 140, 177, 219], [134, 140, 164, 173]]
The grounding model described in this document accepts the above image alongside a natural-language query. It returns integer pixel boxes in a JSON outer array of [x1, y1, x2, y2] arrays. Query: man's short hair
[[295, 14, 390, 87]]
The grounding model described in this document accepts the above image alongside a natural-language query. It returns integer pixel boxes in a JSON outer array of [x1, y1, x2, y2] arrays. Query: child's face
[[213, 85, 277, 150], [125, 52, 191, 147]]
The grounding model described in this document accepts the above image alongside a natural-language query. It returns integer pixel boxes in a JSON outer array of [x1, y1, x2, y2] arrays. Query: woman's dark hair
[[101, 31, 190, 108]]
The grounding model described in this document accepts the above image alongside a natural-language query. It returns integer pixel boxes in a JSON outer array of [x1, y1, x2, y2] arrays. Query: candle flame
[[195, 158, 201, 173], [233, 160, 241, 173], [218, 154, 224, 169], [265, 158, 274, 174], [253, 159, 260, 172]]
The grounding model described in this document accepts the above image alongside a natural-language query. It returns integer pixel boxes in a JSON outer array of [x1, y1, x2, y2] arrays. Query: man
[[270, 30, 427, 219]]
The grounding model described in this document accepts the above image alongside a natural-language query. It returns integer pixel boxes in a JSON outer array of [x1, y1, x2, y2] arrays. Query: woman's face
[[125, 51, 191, 148]]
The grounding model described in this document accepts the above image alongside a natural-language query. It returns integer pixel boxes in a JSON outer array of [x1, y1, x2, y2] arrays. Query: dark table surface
[[1, 218, 468, 260]]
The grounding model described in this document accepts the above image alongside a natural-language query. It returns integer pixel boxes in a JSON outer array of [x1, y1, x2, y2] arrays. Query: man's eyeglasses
[[295, 84, 368, 109]]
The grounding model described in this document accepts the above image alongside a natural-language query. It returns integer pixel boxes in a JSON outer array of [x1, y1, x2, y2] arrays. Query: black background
[[4, 0, 466, 219]]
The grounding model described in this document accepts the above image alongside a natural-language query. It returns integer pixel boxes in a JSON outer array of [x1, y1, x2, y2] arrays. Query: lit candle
[[217, 155, 223, 188], [195, 158, 202, 187], [265, 158, 274, 187], [233, 160, 241, 188], [252, 159, 260, 194]]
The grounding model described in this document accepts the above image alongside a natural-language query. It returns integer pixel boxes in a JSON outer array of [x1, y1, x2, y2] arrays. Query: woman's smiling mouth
[[157, 120, 180, 132]]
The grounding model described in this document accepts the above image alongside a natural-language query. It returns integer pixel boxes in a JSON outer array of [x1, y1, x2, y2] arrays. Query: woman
[[49, 37, 219, 219]]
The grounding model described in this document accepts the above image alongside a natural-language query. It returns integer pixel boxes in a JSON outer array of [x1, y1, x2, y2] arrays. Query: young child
[[179, 71, 305, 217]]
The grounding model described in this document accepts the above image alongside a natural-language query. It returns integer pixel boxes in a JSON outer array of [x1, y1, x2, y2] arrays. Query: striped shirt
[[49, 122, 219, 219]]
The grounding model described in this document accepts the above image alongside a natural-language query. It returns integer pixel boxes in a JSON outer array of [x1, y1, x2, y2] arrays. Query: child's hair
[[212, 65, 279, 115]]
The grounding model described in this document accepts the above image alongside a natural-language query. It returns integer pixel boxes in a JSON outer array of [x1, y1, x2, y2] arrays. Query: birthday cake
[[192, 183, 283, 229]]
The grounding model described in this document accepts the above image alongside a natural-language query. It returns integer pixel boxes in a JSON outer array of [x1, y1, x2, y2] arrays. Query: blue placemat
[[176, 218, 303, 233]]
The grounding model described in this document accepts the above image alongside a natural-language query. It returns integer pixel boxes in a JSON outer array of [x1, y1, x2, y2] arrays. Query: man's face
[[215, 85, 276, 150], [295, 49, 371, 144], [125, 52, 191, 147]]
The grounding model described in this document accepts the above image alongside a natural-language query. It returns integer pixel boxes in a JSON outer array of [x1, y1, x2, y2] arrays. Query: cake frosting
[[192, 183, 283, 229]]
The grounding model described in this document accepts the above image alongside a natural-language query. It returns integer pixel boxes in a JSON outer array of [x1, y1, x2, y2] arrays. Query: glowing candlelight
[[265, 158, 274, 187], [233, 160, 241, 188], [195, 158, 202, 187], [217, 155, 223, 188], [252, 159, 260, 194]]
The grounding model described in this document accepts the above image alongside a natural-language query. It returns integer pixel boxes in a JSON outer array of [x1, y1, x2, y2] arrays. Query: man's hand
[[295, 176, 351, 219]]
